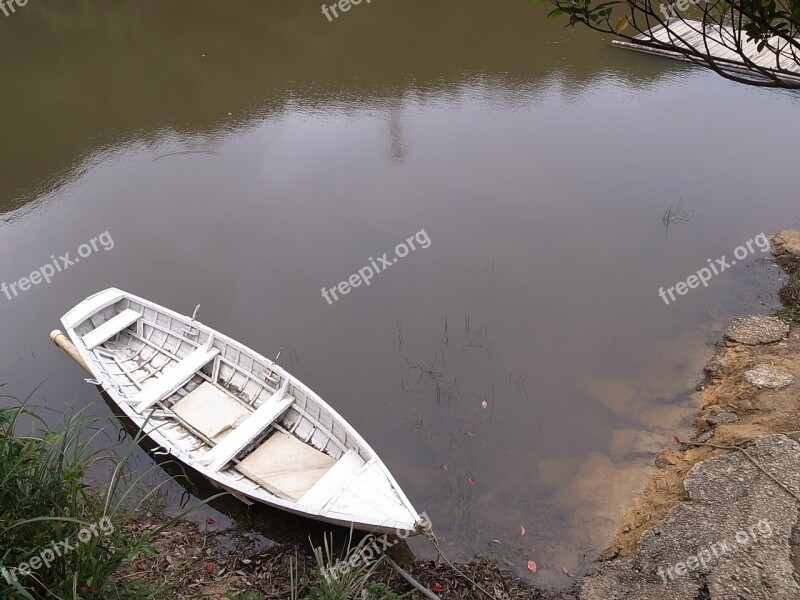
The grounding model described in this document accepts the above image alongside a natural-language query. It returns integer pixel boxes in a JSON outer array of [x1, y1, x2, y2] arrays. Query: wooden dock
[[612, 19, 800, 84]]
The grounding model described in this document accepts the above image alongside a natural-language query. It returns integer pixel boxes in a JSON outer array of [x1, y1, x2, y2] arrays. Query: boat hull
[[59, 288, 423, 535]]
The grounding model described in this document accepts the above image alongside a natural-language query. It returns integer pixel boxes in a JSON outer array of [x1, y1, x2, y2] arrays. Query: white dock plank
[[614, 19, 800, 83]]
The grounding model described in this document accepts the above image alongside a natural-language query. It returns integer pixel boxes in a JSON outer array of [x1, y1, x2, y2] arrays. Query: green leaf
[[614, 15, 630, 33], [548, 7, 567, 18]]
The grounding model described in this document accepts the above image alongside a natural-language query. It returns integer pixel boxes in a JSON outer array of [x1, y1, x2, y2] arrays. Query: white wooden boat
[[58, 288, 425, 535]]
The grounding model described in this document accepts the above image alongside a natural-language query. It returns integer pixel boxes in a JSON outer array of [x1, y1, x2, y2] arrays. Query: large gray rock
[[580, 435, 800, 600], [744, 365, 795, 390], [708, 411, 738, 425], [725, 316, 789, 345]]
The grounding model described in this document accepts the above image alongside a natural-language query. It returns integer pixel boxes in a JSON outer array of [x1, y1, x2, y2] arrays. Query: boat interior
[[72, 296, 371, 508]]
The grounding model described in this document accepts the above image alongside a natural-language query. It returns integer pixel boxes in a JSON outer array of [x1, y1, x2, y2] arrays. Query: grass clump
[[0, 403, 128, 599], [303, 533, 410, 600], [0, 397, 213, 599], [776, 254, 800, 323]]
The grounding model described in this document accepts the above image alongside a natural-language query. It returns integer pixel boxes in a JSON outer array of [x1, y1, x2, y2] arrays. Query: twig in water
[[662, 197, 696, 236], [153, 150, 218, 161]]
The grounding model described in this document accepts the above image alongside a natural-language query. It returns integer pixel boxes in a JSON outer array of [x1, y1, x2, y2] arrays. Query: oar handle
[[50, 330, 92, 374]]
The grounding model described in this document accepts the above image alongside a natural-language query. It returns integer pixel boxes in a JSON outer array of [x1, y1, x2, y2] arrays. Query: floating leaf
[[492, 539, 502, 544], [481, 400, 488, 410], [527, 560, 537, 573], [520, 525, 526, 536], [673, 436, 682, 445], [205, 517, 215, 525], [468, 477, 476, 485]]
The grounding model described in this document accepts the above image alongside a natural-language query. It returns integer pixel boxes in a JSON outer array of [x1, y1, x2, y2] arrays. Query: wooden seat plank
[[200, 379, 294, 471], [130, 348, 219, 413], [82, 309, 142, 350]]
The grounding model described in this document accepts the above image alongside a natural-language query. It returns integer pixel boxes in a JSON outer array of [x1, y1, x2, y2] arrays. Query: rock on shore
[[580, 435, 800, 600]]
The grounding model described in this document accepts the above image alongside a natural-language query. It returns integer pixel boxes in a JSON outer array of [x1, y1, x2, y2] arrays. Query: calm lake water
[[2, 0, 798, 588]]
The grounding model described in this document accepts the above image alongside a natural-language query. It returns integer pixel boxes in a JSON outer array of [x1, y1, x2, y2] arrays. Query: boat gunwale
[[61, 288, 422, 534]]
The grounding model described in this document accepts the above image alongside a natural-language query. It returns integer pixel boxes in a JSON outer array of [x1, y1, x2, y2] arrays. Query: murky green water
[[1, 0, 798, 587]]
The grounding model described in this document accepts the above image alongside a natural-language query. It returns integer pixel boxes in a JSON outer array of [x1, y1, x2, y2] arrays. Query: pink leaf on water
[[520, 525, 526, 536], [527, 560, 537, 573], [468, 477, 476, 485], [481, 400, 488, 410]]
